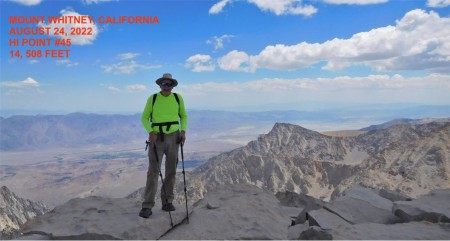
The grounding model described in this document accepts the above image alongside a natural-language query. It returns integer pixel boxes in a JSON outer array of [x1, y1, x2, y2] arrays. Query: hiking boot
[[139, 208, 152, 218], [162, 203, 175, 212]]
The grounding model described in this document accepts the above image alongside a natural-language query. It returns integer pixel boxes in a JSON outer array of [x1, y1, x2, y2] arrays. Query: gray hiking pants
[[142, 131, 180, 209]]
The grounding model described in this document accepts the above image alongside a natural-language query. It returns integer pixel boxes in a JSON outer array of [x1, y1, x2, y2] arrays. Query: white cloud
[[82, 0, 117, 4], [8, 0, 42, 6], [218, 50, 256, 72], [56, 59, 79, 67], [104, 84, 146, 92], [39, 8, 99, 45], [318, 74, 450, 90], [209, 0, 317, 16], [183, 74, 450, 93], [101, 61, 161, 74], [117, 53, 141, 60], [427, 0, 450, 7], [0, 77, 40, 88], [186, 54, 215, 72], [218, 9, 450, 73], [125, 84, 147, 92], [107, 86, 121, 92], [323, 0, 388, 5], [248, 0, 318, 16], [178, 74, 450, 109], [209, 0, 231, 14], [29, 60, 39, 64], [207, 35, 235, 50]]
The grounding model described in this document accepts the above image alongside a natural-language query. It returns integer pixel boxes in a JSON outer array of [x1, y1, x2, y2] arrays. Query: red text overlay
[[8, 15, 159, 59]]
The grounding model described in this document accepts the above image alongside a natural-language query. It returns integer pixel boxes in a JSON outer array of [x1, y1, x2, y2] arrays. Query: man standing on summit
[[139, 73, 188, 218]]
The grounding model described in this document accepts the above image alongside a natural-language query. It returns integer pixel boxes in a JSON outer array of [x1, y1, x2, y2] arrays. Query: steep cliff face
[[0, 186, 49, 238], [355, 122, 450, 197], [177, 121, 450, 204]]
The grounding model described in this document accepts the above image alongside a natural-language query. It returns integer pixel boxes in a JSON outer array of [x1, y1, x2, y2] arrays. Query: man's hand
[[149, 132, 157, 145], [179, 131, 186, 145]]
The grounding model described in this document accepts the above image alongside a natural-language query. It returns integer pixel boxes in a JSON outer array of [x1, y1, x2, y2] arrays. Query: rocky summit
[[16, 184, 450, 240]]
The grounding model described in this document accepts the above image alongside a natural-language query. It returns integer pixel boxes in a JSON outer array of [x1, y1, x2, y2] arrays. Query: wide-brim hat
[[156, 73, 178, 87]]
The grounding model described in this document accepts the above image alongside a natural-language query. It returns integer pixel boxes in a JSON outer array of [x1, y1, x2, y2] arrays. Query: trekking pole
[[179, 141, 189, 224], [149, 140, 174, 228]]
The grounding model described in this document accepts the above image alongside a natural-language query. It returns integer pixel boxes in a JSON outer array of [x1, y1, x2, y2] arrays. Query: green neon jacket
[[141, 92, 188, 134]]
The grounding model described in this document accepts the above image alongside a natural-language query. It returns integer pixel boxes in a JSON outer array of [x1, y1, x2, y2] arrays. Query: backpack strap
[[173, 92, 180, 105], [173, 93, 181, 118], [150, 93, 158, 121]]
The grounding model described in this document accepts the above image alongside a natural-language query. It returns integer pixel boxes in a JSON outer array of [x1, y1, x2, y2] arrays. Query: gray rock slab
[[331, 221, 450, 240], [299, 226, 333, 240], [325, 197, 399, 224], [379, 188, 412, 202], [305, 208, 450, 239], [295, 203, 326, 225], [276, 191, 326, 208], [325, 185, 399, 224], [339, 185, 393, 211], [21, 196, 190, 240], [287, 223, 309, 240], [161, 184, 291, 240], [289, 193, 326, 225], [281, 206, 303, 219], [393, 189, 450, 223], [307, 208, 351, 230]]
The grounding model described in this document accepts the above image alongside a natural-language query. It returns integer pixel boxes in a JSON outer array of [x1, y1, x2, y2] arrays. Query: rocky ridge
[[174, 120, 450, 204], [0, 186, 49, 239]]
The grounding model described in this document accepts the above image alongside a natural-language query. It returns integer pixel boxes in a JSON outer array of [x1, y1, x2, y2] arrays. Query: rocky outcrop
[[161, 184, 290, 240], [21, 196, 190, 240], [275, 191, 327, 225], [180, 123, 364, 204], [298, 226, 333, 240], [175, 120, 450, 206], [0, 186, 49, 239], [20, 184, 290, 240], [323, 186, 401, 225], [289, 186, 450, 240], [355, 122, 450, 197], [393, 189, 450, 223]]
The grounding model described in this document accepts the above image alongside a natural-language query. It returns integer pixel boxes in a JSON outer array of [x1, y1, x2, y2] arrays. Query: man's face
[[160, 80, 174, 90]]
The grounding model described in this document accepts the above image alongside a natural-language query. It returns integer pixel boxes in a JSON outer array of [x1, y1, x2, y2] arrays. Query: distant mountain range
[[360, 118, 450, 131], [1, 106, 449, 151], [0, 113, 142, 151], [0, 110, 340, 151]]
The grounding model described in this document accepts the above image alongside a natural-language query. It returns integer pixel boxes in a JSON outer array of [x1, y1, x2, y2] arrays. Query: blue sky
[[1, 0, 449, 115]]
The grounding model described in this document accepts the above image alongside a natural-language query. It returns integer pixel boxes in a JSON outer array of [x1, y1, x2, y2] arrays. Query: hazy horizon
[[1, 102, 449, 117]]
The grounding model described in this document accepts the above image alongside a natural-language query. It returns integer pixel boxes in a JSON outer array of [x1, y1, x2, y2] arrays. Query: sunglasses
[[161, 82, 173, 87]]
